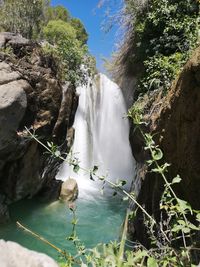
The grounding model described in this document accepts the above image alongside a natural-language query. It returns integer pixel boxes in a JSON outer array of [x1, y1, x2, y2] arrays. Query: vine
[[16, 123, 200, 266]]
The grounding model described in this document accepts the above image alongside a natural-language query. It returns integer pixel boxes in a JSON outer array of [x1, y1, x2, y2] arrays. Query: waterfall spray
[[57, 73, 135, 198]]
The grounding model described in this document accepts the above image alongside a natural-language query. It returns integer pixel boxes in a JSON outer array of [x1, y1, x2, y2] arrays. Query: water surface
[[0, 196, 126, 261]]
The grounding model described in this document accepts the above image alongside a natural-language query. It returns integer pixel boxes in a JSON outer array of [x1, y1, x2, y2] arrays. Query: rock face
[[0, 78, 27, 151], [0, 240, 58, 267], [129, 45, 200, 246], [0, 33, 78, 222]]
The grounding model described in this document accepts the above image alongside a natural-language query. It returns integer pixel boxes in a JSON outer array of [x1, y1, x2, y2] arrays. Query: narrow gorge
[[0, 32, 135, 263], [0, 0, 199, 266]]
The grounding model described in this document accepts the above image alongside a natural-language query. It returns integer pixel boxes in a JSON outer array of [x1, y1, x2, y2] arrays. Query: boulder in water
[[59, 178, 78, 202]]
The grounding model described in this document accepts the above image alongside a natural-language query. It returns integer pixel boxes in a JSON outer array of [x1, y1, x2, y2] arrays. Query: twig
[[16, 221, 69, 259]]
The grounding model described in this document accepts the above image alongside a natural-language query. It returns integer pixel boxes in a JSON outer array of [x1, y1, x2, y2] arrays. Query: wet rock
[[52, 83, 78, 145], [0, 240, 59, 267], [37, 180, 62, 202], [0, 195, 9, 224]]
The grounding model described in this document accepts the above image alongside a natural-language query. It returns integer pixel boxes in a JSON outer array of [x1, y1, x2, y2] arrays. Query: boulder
[[0, 240, 58, 267], [0, 32, 33, 58], [59, 178, 78, 202], [0, 62, 20, 85], [0, 80, 27, 151]]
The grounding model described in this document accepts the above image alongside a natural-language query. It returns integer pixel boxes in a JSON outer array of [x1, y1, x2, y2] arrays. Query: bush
[[45, 5, 70, 23], [109, 0, 199, 97], [43, 20, 77, 44], [139, 52, 185, 93], [70, 18, 88, 45], [134, 0, 199, 96], [0, 0, 45, 39]]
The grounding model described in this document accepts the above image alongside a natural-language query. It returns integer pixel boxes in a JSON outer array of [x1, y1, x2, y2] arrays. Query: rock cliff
[[129, 45, 200, 246], [0, 33, 78, 222]]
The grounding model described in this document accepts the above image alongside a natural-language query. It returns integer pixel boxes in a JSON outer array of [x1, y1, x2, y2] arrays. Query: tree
[[109, 0, 199, 95], [0, 0, 48, 39], [43, 19, 77, 44], [70, 18, 88, 45], [45, 5, 70, 23]]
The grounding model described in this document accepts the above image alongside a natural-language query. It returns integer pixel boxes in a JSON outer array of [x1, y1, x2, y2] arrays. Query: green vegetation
[[42, 38, 94, 86], [43, 20, 77, 44], [70, 18, 88, 45], [110, 0, 199, 97], [21, 126, 200, 266], [0, 0, 95, 86], [2, 0, 200, 265], [45, 5, 70, 23], [43, 5, 88, 45], [0, 0, 46, 39]]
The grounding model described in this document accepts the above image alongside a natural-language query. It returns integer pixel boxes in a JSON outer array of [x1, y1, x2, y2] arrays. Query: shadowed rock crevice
[[129, 45, 200, 246]]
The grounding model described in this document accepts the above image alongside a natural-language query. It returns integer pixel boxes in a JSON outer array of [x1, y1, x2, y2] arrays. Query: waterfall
[[57, 73, 135, 199]]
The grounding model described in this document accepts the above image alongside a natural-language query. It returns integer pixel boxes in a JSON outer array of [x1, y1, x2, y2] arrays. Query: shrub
[[109, 0, 199, 97], [0, 0, 46, 39], [43, 20, 77, 44]]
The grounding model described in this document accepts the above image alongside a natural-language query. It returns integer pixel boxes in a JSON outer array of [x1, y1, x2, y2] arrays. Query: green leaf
[[151, 167, 161, 173], [172, 175, 181, 184], [147, 257, 158, 267], [147, 159, 154, 166], [92, 165, 98, 173], [113, 191, 117, 197], [161, 163, 171, 172], [47, 141, 52, 148], [152, 148, 163, 161], [196, 213, 200, 222], [177, 219, 186, 226], [71, 218, 78, 225], [177, 198, 192, 213], [187, 222, 199, 231], [132, 250, 148, 263], [172, 224, 183, 233], [54, 150, 61, 157], [73, 164, 80, 173], [182, 227, 191, 234], [100, 188, 104, 195], [120, 180, 127, 186], [99, 176, 105, 181], [90, 174, 95, 181]]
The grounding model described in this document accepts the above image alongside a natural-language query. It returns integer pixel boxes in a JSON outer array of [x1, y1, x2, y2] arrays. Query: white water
[[57, 73, 135, 198]]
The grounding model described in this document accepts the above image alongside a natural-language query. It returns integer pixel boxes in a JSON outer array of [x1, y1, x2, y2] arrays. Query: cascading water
[[0, 73, 136, 259], [57, 73, 135, 198]]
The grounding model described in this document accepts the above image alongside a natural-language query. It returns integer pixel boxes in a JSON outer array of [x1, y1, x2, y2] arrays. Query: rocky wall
[[0, 33, 78, 222], [129, 45, 200, 246]]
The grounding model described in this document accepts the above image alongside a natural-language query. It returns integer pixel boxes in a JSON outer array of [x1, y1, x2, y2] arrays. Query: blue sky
[[51, 0, 119, 73]]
